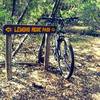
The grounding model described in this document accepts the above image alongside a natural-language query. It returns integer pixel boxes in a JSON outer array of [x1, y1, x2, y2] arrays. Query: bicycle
[[37, 0, 79, 79]]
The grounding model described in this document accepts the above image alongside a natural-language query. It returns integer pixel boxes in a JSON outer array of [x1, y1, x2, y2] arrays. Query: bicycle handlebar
[[37, 16, 79, 34], [39, 16, 79, 23]]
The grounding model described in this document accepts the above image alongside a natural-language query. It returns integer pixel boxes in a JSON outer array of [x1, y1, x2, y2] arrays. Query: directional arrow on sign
[[5, 27, 12, 32]]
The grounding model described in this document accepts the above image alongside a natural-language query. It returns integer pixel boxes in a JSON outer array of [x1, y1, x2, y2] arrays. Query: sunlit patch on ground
[[92, 93, 100, 100]]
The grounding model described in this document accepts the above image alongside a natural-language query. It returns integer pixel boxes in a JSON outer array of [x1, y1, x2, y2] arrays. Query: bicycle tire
[[57, 38, 74, 79]]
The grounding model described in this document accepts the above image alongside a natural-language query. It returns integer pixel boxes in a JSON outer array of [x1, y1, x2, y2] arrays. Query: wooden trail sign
[[3, 25, 56, 34], [3, 24, 56, 81]]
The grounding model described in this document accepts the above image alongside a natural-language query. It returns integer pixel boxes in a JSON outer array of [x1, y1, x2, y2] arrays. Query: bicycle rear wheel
[[58, 39, 74, 79]]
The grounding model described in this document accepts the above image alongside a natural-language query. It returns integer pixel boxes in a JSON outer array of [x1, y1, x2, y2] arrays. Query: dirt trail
[[0, 36, 100, 100]]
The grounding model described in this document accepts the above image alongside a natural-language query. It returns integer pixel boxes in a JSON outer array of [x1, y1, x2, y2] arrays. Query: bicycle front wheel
[[58, 39, 74, 79]]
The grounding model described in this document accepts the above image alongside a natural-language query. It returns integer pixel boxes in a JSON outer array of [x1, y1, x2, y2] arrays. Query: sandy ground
[[0, 35, 100, 100]]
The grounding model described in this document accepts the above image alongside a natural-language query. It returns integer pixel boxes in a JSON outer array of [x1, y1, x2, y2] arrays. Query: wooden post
[[44, 33, 50, 69], [5, 34, 12, 80]]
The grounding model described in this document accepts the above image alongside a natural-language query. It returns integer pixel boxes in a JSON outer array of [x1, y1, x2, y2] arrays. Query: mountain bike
[[37, 0, 78, 79]]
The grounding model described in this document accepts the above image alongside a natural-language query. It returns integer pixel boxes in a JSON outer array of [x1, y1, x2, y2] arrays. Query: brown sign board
[[3, 25, 56, 34]]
